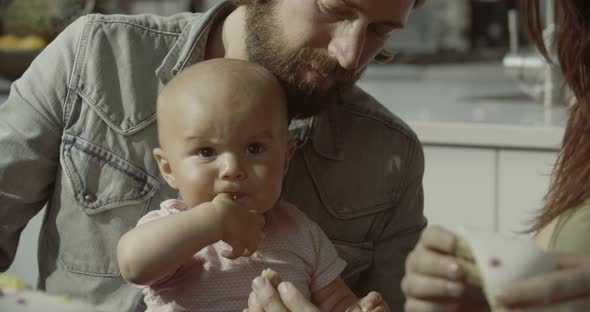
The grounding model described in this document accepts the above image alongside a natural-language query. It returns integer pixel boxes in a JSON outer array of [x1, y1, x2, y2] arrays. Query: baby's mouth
[[229, 192, 245, 200]]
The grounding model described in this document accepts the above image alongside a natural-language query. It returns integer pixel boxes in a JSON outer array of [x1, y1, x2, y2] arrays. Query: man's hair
[[233, 0, 426, 63], [232, 0, 426, 8]]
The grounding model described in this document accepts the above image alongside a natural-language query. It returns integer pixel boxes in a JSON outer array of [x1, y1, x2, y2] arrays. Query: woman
[[402, 0, 590, 311]]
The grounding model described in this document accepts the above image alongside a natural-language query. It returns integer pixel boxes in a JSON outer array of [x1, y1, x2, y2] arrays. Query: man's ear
[[153, 147, 178, 189], [283, 140, 297, 176]]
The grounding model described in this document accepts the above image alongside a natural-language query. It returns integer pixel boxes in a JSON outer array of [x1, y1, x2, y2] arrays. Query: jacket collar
[[156, 1, 234, 85], [310, 96, 346, 161]]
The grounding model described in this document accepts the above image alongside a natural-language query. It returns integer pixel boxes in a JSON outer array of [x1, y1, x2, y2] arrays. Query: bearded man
[[0, 0, 426, 311]]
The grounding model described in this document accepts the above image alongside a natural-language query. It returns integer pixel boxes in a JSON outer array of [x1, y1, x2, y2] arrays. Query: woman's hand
[[401, 225, 488, 312], [496, 254, 590, 311]]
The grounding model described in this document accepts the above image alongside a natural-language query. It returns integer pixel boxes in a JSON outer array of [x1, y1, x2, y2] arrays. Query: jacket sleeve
[[0, 16, 86, 271], [354, 139, 427, 310]]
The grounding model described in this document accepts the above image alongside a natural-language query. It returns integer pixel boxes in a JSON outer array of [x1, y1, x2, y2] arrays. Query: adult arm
[[0, 17, 86, 271]]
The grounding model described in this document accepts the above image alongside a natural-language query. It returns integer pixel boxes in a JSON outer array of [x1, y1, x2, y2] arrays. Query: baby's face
[[161, 83, 292, 213]]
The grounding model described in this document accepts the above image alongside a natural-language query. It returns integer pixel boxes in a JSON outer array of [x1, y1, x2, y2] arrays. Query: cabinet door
[[498, 150, 558, 236], [423, 146, 496, 231]]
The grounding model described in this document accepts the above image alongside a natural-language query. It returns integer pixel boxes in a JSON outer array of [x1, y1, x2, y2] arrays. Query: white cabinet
[[423, 146, 496, 231], [497, 150, 558, 235], [423, 146, 558, 235]]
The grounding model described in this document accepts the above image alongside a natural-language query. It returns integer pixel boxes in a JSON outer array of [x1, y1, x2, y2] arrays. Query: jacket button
[[83, 192, 97, 203]]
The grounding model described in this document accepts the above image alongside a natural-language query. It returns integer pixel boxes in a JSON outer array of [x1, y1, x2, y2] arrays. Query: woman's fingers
[[404, 298, 460, 312], [405, 241, 464, 282], [497, 265, 590, 308], [419, 225, 459, 254], [402, 274, 466, 300]]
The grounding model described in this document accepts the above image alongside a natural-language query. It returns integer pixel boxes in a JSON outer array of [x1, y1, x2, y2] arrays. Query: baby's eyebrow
[[184, 135, 204, 142], [183, 135, 217, 145], [251, 131, 275, 141]]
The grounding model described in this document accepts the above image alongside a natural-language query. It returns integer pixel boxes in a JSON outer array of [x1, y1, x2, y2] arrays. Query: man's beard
[[243, 1, 364, 118]]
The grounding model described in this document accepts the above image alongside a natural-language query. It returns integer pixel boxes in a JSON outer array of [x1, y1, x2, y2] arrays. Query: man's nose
[[219, 154, 246, 181], [328, 20, 366, 70]]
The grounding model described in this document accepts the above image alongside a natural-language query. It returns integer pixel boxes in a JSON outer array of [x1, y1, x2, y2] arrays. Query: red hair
[[522, 0, 590, 232]]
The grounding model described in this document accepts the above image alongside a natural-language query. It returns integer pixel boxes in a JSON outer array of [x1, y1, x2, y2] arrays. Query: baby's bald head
[[153, 59, 297, 211], [156, 58, 289, 149]]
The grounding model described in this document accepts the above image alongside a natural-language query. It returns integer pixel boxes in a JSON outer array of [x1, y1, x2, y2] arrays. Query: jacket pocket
[[62, 134, 159, 214], [58, 133, 160, 276]]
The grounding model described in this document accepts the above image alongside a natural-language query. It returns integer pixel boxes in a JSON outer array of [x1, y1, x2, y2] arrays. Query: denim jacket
[[0, 2, 425, 311]]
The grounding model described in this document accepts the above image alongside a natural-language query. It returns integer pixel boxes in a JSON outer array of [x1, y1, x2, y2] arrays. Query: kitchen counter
[[357, 63, 566, 150]]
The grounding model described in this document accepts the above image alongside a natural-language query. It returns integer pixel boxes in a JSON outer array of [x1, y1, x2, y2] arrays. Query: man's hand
[[212, 193, 265, 259], [245, 276, 320, 312], [350, 291, 390, 312]]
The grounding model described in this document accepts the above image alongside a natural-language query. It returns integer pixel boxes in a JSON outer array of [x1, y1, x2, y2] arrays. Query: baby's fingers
[[222, 244, 245, 260], [358, 291, 388, 312], [248, 210, 266, 228]]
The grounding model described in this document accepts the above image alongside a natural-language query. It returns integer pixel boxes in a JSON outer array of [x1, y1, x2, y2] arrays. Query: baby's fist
[[355, 291, 389, 312]]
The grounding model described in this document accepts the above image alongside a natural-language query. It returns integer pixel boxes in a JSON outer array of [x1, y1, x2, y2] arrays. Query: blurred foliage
[[2, 0, 95, 41], [94, 0, 129, 14]]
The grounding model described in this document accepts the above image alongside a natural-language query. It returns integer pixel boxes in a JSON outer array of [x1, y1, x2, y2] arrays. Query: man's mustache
[[293, 48, 357, 82]]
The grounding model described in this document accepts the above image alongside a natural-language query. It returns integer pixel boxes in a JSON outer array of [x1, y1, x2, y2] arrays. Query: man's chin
[[284, 85, 349, 119]]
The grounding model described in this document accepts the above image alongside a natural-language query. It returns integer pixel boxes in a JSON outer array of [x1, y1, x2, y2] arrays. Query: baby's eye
[[247, 142, 265, 155], [196, 147, 217, 158]]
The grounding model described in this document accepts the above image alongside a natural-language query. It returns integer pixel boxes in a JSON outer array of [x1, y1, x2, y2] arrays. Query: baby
[[116, 58, 388, 311]]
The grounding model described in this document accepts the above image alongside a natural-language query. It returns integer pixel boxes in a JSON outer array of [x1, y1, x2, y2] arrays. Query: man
[[0, 0, 426, 311]]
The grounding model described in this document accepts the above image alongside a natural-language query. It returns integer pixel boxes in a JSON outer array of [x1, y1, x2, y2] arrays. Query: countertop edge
[[411, 121, 564, 150]]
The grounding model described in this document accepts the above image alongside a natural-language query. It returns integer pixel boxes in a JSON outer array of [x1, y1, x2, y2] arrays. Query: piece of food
[[0, 273, 29, 290], [453, 227, 559, 311], [454, 236, 483, 287], [260, 268, 281, 287]]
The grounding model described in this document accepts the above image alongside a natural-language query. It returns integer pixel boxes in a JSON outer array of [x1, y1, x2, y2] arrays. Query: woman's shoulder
[[549, 199, 590, 255]]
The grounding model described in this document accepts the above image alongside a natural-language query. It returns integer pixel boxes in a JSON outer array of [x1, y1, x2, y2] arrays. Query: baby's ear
[[153, 147, 178, 189], [283, 140, 297, 175]]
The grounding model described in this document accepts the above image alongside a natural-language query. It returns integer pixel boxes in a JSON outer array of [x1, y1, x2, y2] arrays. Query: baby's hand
[[212, 193, 265, 260], [348, 291, 389, 312]]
